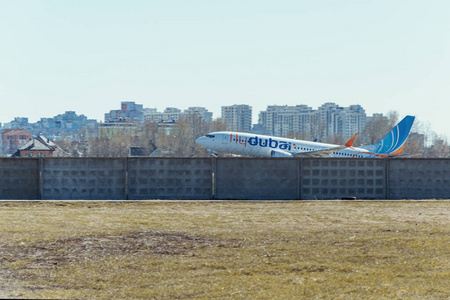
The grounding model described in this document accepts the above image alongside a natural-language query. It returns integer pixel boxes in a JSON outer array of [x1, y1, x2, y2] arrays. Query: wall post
[[125, 157, 129, 200], [384, 158, 389, 200], [211, 157, 217, 199], [38, 157, 44, 200], [297, 158, 302, 200]]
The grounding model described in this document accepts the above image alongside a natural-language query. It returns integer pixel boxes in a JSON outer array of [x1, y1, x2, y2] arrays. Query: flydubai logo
[[230, 134, 292, 150]]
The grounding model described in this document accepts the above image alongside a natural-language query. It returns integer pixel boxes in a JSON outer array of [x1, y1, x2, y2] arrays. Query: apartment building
[[337, 105, 367, 139], [183, 107, 213, 122], [221, 105, 252, 132], [144, 107, 212, 123], [258, 103, 367, 140], [144, 107, 182, 123], [258, 105, 313, 137], [105, 101, 145, 123], [1, 129, 32, 155]]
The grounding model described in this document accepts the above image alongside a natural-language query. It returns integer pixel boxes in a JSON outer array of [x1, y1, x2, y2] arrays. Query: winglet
[[345, 133, 358, 147]]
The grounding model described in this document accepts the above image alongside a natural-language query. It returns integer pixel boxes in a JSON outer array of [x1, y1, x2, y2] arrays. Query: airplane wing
[[293, 133, 358, 158]]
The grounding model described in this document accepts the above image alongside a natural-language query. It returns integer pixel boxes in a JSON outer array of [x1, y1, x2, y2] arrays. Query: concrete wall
[[301, 159, 386, 200], [215, 158, 298, 200], [1, 157, 450, 200], [128, 158, 212, 200], [42, 158, 126, 200], [388, 159, 450, 199], [0, 158, 40, 199]]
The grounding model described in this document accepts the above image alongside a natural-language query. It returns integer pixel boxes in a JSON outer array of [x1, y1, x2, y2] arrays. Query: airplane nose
[[195, 137, 204, 145]]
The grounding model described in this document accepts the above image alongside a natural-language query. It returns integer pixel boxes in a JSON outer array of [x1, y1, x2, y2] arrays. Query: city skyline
[[0, 101, 380, 125], [0, 101, 416, 157], [0, 101, 399, 144], [1, 1, 449, 137]]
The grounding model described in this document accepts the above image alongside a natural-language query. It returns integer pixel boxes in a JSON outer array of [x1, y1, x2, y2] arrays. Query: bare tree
[[305, 114, 327, 142], [404, 132, 425, 157], [360, 112, 398, 146], [210, 118, 227, 132], [425, 134, 450, 158], [326, 133, 345, 145], [86, 134, 132, 157], [151, 116, 215, 157], [286, 131, 310, 140]]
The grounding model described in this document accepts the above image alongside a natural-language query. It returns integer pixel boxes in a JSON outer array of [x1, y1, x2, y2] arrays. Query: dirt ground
[[0, 200, 448, 299]]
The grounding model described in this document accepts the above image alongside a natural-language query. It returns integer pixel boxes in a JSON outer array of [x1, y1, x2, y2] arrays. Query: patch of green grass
[[0, 201, 449, 299]]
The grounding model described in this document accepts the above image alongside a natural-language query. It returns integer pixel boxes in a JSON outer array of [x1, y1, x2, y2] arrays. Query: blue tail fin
[[362, 115, 415, 156]]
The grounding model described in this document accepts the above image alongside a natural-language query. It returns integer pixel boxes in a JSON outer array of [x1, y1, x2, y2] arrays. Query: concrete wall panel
[[301, 159, 386, 199], [2, 157, 450, 200], [215, 158, 298, 200], [388, 159, 450, 199], [128, 158, 212, 199], [0, 158, 39, 199], [42, 158, 126, 200]]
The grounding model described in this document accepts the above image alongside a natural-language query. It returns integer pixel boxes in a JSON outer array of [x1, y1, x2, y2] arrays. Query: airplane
[[195, 115, 415, 158]]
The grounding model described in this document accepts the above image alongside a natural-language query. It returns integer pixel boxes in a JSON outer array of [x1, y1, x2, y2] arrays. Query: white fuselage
[[196, 132, 375, 158]]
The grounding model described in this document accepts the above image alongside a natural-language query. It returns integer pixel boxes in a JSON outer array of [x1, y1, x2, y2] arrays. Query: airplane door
[[223, 134, 228, 144]]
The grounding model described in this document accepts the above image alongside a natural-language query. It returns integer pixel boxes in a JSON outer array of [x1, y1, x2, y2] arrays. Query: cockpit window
[[206, 135, 215, 138]]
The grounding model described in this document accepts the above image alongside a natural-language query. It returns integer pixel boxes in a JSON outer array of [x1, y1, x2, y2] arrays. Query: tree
[[305, 114, 327, 142], [360, 111, 398, 146], [86, 134, 132, 157], [403, 132, 425, 157], [210, 118, 227, 132], [425, 134, 450, 158], [151, 116, 220, 157], [326, 133, 345, 145], [286, 131, 310, 140]]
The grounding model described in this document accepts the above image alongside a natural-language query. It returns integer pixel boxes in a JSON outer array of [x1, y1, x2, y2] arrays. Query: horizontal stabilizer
[[294, 133, 359, 157], [345, 133, 358, 148]]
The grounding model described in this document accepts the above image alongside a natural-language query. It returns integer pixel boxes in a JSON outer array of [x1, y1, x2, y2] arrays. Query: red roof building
[[1, 129, 32, 156], [12, 135, 69, 158]]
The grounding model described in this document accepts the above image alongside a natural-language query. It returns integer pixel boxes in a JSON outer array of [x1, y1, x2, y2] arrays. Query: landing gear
[[207, 149, 218, 157]]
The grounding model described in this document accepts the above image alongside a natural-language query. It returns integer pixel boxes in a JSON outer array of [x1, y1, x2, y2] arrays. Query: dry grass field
[[0, 200, 448, 299]]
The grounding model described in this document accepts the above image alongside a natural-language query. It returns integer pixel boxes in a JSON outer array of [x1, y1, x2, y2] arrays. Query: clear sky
[[1, 1, 449, 137]]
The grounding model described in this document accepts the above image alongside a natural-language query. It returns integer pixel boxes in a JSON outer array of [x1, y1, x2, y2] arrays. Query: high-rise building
[[144, 107, 182, 123], [338, 105, 366, 139], [105, 101, 144, 123], [221, 105, 252, 132], [316, 102, 344, 139], [144, 107, 213, 123], [2, 117, 29, 130], [258, 105, 313, 137], [258, 103, 367, 140], [121, 101, 143, 112], [183, 107, 213, 122]]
